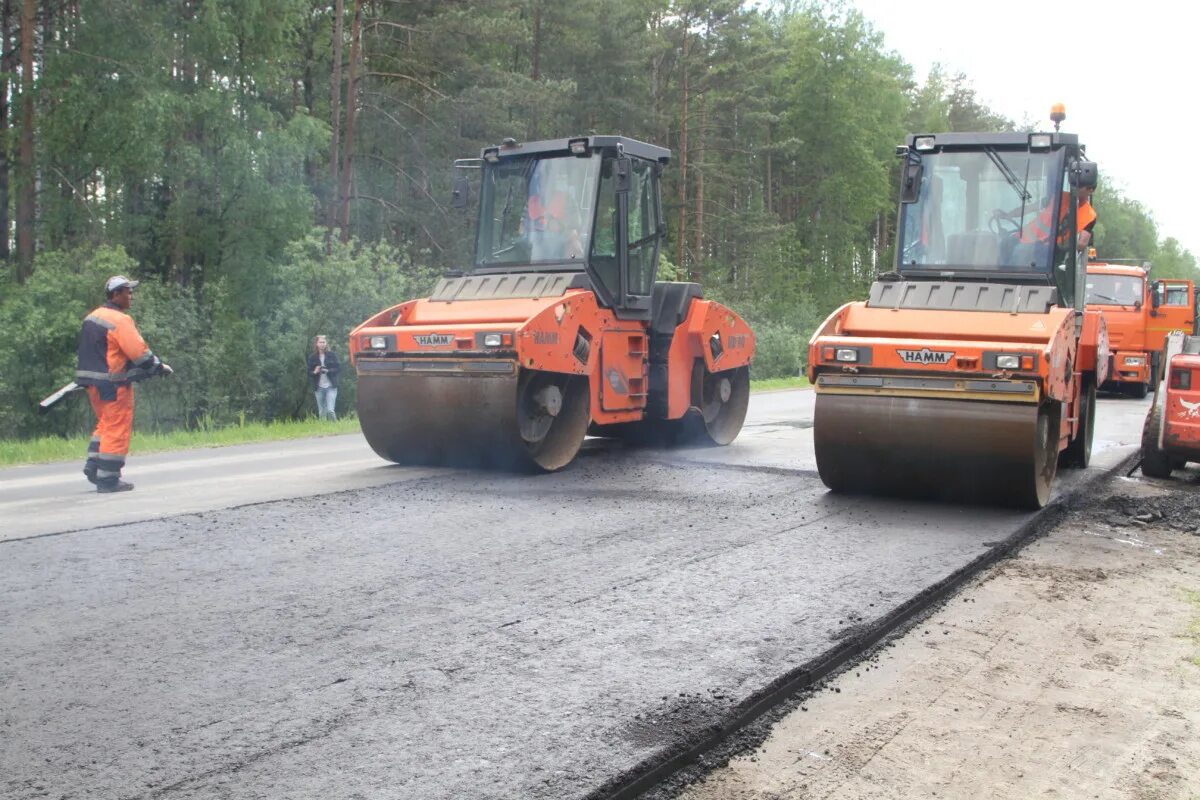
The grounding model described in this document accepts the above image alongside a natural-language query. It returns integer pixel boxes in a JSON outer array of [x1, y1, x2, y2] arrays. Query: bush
[[0, 233, 441, 441], [0, 246, 140, 439], [750, 321, 811, 379]]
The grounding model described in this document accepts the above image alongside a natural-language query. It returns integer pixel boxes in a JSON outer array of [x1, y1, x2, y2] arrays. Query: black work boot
[[97, 480, 134, 493], [83, 462, 98, 485]]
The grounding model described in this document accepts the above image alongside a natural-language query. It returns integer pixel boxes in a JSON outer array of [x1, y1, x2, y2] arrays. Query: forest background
[[1, 0, 1195, 440]]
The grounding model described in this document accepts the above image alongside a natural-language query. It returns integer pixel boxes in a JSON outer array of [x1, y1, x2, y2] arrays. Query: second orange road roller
[[349, 135, 755, 471], [808, 111, 1108, 508]]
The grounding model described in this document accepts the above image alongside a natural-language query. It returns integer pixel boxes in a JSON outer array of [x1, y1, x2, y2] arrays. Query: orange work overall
[[77, 303, 161, 485]]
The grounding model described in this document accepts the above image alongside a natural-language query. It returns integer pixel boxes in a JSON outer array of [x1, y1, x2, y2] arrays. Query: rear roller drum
[[680, 364, 750, 446], [1060, 377, 1095, 468], [516, 370, 591, 471], [591, 364, 750, 449]]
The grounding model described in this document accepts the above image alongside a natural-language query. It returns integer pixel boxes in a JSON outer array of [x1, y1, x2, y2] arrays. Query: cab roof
[[904, 131, 1080, 150], [1088, 262, 1149, 277], [481, 135, 671, 164]]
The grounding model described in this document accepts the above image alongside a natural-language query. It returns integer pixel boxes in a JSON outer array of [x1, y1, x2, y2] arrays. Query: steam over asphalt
[[0, 390, 1147, 799]]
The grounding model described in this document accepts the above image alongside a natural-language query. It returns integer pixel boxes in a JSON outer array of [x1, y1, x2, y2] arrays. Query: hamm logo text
[[414, 333, 454, 347], [898, 348, 954, 365]]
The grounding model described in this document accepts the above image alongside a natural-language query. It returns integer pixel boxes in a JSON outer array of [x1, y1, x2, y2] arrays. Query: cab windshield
[[1085, 274, 1144, 307], [898, 149, 1062, 273], [474, 154, 600, 269]]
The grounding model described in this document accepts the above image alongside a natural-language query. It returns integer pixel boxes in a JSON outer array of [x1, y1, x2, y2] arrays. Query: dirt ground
[[679, 472, 1200, 800]]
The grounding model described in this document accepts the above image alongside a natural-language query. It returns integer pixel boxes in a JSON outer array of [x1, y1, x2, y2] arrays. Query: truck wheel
[[1140, 401, 1174, 479], [1129, 381, 1148, 400], [1061, 377, 1095, 468]]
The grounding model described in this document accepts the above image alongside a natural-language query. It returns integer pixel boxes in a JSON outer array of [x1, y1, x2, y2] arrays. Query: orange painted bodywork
[[1087, 262, 1196, 386], [807, 300, 1108, 454], [1163, 353, 1200, 456], [350, 286, 755, 426]]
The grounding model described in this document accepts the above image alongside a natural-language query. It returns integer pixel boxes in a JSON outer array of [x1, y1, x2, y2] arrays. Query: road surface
[[0, 389, 1148, 799]]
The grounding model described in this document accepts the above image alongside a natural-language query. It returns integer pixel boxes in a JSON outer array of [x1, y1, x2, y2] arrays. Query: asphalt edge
[[586, 449, 1142, 800]]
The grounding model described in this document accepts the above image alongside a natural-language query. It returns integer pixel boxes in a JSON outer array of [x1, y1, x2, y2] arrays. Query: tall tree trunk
[[336, 0, 363, 241], [0, 0, 12, 262], [529, 1, 542, 136], [327, 0, 345, 235], [764, 123, 773, 216], [531, 1, 541, 81], [675, 30, 689, 275], [692, 93, 705, 284], [15, 0, 35, 276]]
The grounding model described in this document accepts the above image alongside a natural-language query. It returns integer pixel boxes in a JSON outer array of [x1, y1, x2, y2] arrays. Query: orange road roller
[[1141, 332, 1200, 478], [349, 135, 755, 471], [808, 112, 1108, 509]]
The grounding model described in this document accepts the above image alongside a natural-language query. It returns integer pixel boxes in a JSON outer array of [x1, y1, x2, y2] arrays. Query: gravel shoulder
[[678, 470, 1200, 800]]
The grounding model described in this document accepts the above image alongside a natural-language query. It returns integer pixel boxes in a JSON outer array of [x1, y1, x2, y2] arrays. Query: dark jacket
[[306, 349, 341, 390], [76, 301, 166, 400]]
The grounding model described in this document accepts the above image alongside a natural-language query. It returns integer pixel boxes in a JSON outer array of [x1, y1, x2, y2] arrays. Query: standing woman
[[307, 335, 341, 421]]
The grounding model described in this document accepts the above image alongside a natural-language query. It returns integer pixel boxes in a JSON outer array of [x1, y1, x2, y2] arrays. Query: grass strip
[[749, 375, 810, 392], [0, 417, 361, 467]]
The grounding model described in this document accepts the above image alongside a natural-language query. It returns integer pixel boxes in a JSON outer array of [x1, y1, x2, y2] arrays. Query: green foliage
[[0, 247, 139, 439], [1151, 238, 1200, 281], [1093, 184, 1158, 260], [0, 235, 438, 439], [749, 320, 811, 380], [2, 0, 1195, 447]]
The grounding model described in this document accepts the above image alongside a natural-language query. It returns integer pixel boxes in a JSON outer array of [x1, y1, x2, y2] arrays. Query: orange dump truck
[[1085, 260, 1196, 397], [808, 119, 1108, 509]]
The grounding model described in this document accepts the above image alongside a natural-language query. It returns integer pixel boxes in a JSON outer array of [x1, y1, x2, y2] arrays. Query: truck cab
[[1085, 261, 1196, 398]]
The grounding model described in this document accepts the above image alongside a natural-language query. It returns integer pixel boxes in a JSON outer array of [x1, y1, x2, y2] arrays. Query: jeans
[[315, 387, 338, 421]]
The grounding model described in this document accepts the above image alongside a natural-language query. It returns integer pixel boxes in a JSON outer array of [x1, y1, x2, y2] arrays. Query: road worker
[[75, 275, 173, 493]]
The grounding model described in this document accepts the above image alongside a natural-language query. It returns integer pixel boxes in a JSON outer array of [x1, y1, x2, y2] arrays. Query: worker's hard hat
[[105, 275, 140, 293]]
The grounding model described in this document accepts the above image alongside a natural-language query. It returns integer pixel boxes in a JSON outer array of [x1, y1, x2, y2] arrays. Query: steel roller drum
[[357, 366, 590, 471], [813, 394, 1059, 509]]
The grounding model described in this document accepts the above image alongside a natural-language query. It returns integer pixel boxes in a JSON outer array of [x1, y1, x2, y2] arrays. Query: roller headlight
[[835, 348, 859, 363], [483, 333, 503, 348], [914, 136, 936, 152], [995, 355, 1021, 370], [368, 336, 388, 349], [1123, 356, 1145, 366]]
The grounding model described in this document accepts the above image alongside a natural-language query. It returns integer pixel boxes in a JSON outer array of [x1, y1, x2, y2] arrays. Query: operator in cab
[[994, 182, 1097, 250], [523, 159, 585, 262]]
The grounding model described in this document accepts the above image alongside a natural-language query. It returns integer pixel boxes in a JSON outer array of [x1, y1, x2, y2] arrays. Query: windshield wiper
[[985, 147, 1031, 202], [1089, 292, 1127, 305]]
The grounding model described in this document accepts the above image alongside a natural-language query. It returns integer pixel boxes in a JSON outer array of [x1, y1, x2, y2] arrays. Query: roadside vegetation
[[0, 1, 1195, 452], [0, 417, 362, 468]]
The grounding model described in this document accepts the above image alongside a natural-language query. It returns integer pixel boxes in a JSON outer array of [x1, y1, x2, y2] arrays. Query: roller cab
[[350, 136, 754, 471], [809, 121, 1106, 508]]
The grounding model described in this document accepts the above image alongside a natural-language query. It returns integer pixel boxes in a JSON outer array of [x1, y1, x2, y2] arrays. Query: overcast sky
[[848, 0, 1198, 257]]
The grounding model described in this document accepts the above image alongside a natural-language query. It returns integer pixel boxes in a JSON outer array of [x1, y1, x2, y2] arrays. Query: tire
[[1061, 377, 1095, 468], [1140, 400, 1174, 479], [1128, 381, 1148, 400]]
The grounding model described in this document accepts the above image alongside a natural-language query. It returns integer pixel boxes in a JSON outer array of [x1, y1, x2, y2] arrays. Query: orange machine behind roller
[[1085, 259, 1196, 397], [1140, 332, 1200, 477], [808, 110, 1108, 509], [349, 136, 754, 471]]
